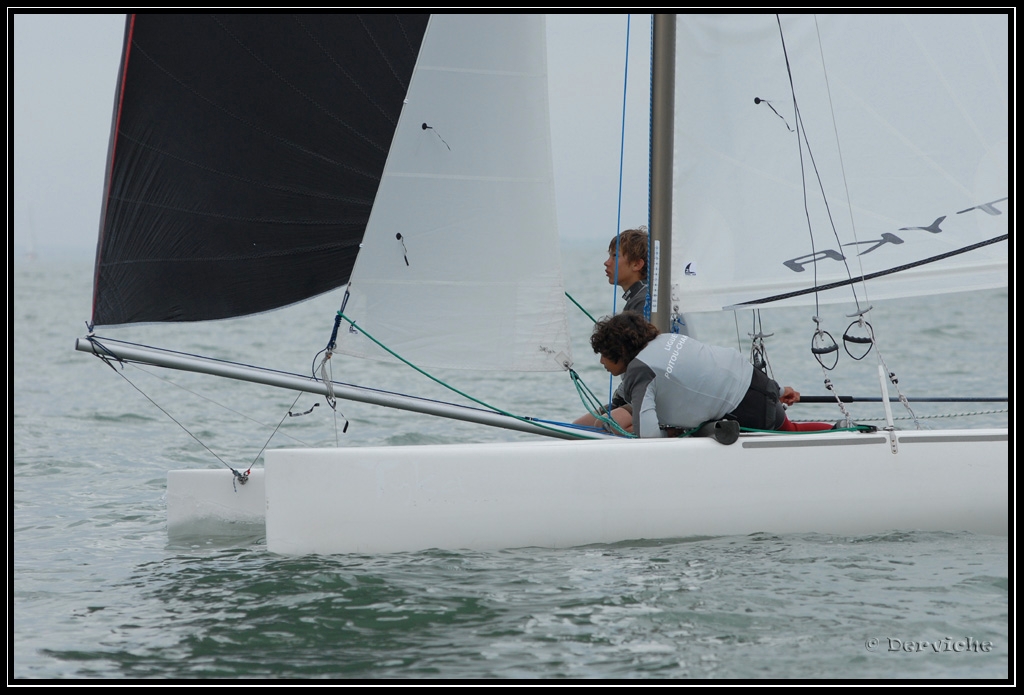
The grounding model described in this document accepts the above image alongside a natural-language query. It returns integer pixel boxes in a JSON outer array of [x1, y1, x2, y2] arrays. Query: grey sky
[[11, 13, 653, 260]]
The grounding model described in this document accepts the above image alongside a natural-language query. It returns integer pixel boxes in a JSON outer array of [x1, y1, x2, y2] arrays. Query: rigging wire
[[114, 358, 316, 448], [776, 17, 817, 321], [775, 15, 851, 421], [88, 335, 359, 476], [813, 17, 922, 426], [336, 313, 602, 440], [247, 391, 305, 473], [563, 15, 638, 403], [609, 13, 633, 318], [777, 14, 917, 426], [87, 337, 249, 484], [775, 15, 864, 315], [812, 15, 869, 312], [594, 13, 642, 410]]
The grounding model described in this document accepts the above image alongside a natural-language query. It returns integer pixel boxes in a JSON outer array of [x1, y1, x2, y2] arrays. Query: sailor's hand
[[780, 386, 800, 405]]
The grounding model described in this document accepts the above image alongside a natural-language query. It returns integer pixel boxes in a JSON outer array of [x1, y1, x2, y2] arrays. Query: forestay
[[672, 14, 1009, 312]]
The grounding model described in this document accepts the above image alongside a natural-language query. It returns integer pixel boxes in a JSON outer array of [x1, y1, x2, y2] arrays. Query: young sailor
[[604, 227, 649, 317], [586, 312, 834, 437], [574, 227, 650, 430]]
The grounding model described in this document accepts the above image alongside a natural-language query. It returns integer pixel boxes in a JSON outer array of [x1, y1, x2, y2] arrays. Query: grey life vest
[[622, 334, 753, 437]]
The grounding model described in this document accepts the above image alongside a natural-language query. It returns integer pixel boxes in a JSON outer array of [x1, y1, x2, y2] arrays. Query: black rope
[[753, 97, 793, 131], [776, 15, 865, 314]]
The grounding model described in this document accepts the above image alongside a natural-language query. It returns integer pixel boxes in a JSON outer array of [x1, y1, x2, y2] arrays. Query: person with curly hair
[[577, 312, 833, 437]]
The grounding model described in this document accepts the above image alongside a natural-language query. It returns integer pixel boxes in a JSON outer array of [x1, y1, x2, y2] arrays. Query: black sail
[[91, 13, 430, 326]]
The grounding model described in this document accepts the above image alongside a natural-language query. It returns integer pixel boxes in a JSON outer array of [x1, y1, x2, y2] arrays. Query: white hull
[[166, 428, 1007, 554], [167, 468, 265, 538]]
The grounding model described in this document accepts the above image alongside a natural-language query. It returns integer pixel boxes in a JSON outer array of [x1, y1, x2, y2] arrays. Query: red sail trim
[[91, 14, 137, 325]]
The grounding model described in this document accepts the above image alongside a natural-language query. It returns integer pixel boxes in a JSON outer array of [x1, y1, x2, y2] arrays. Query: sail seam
[[112, 131, 379, 199]]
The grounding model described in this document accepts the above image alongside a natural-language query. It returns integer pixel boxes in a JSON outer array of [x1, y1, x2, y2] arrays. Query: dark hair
[[590, 311, 660, 364], [607, 227, 649, 281]]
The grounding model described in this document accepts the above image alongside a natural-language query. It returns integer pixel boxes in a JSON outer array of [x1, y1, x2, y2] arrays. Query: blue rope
[[605, 15, 637, 408], [610, 14, 632, 317]]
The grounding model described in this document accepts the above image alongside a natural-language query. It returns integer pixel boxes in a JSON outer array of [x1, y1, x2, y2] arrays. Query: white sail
[[672, 14, 1008, 312], [336, 14, 572, 372]]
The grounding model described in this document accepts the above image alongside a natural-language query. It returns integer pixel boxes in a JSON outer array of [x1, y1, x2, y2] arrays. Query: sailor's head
[[590, 311, 659, 372], [604, 227, 648, 286]]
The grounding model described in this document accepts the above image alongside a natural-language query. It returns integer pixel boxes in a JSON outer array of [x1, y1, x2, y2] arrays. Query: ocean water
[[12, 246, 1009, 680]]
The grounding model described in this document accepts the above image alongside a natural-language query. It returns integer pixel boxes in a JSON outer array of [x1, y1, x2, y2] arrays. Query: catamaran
[[77, 14, 1008, 554]]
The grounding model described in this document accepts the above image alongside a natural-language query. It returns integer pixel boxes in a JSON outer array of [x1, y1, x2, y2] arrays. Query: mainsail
[[672, 14, 1009, 312], [91, 14, 429, 326]]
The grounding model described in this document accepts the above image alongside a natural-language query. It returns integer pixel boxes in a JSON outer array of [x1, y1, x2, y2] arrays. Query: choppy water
[[13, 247, 1009, 679]]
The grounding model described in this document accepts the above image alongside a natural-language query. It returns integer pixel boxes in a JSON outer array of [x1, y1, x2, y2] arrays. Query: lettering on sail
[[781, 197, 1007, 273]]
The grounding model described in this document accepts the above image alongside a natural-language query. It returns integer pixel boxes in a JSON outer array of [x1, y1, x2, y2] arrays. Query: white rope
[[793, 408, 1007, 423]]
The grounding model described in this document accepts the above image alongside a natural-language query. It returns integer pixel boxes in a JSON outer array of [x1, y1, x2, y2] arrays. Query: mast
[[648, 14, 675, 333]]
